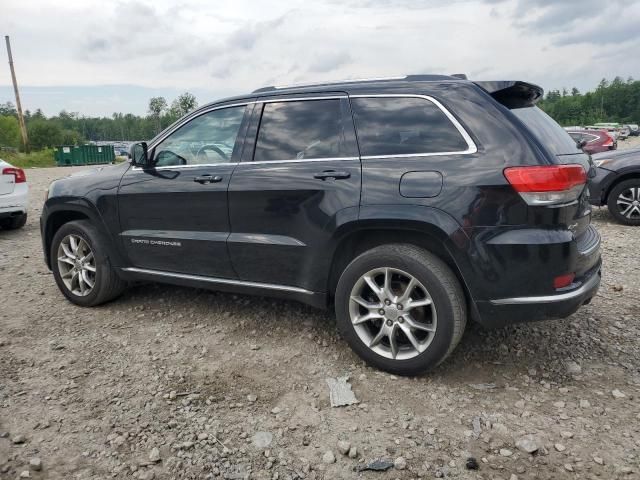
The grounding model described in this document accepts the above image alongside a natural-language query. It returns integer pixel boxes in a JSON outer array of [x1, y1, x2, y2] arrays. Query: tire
[[335, 244, 467, 376], [607, 179, 640, 226], [51, 220, 126, 306], [0, 212, 27, 230]]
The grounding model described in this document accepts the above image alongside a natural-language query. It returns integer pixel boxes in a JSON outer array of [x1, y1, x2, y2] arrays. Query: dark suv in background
[[41, 75, 601, 375]]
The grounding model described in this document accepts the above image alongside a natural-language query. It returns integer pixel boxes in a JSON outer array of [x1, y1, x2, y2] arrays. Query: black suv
[[41, 75, 601, 375]]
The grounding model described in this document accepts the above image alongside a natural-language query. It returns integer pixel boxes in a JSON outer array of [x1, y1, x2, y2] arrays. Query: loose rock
[[394, 456, 407, 470], [29, 458, 42, 471], [515, 435, 539, 454], [322, 451, 336, 464]]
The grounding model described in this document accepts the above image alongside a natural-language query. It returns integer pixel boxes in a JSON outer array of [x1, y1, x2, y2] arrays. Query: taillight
[[504, 164, 586, 206], [602, 136, 613, 147], [554, 273, 575, 289], [2, 167, 26, 183]]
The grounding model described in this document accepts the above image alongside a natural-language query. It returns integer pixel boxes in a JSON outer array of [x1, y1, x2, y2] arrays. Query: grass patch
[[1, 149, 56, 168]]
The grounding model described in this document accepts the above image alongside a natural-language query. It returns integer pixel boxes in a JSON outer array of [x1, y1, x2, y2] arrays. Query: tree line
[[0, 92, 198, 151], [538, 76, 640, 126], [1, 78, 640, 153]]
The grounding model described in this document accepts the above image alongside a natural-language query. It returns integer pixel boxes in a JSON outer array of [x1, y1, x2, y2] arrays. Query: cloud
[[308, 51, 353, 73], [2, 0, 639, 116], [486, 0, 640, 45]]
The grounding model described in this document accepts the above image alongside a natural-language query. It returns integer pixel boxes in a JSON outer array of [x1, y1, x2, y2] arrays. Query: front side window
[[153, 106, 246, 167], [351, 97, 469, 157], [253, 99, 349, 161]]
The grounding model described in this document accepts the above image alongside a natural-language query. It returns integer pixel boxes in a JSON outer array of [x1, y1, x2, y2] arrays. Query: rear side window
[[350, 97, 469, 157], [511, 107, 579, 156], [254, 99, 353, 161]]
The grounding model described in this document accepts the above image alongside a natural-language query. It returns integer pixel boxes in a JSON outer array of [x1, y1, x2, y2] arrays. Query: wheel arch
[[43, 199, 123, 269], [326, 206, 476, 315], [604, 170, 640, 203]]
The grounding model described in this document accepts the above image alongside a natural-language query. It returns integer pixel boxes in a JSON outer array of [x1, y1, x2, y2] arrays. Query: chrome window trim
[[349, 94, 478, 159], [122, 267, 314, 295], [260, 95, 347, 103], [240, 157, 359, 166], [131, 162, 237, 172]]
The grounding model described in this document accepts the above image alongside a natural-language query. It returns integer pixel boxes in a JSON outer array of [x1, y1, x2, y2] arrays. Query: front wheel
[[607, 179, 640, 226], [51, 220, 126, 306], [335, 244, 466, 376]]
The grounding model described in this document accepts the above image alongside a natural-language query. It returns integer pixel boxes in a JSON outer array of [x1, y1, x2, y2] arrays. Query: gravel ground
[[1, 145, 639, 479]]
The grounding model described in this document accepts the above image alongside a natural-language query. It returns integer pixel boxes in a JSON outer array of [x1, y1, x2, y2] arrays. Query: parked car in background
[[593, 122, 629, 140], [589, 147, 640, 225], [567, 129, 616, 155], [587, 124, 620, 142], [625, 124, 639, 136], [40, 75, 601, 375], [0, 159, 28, 230]]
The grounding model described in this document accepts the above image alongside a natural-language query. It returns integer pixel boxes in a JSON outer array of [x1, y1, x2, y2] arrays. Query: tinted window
[[511, 107, 579, 156], [254, 99, 350, 161], [153, 106, 245, 166], [350, 97, 468, 157]]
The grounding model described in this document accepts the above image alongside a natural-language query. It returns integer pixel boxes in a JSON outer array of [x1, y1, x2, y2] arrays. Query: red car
[[568, 129, 616, 154]]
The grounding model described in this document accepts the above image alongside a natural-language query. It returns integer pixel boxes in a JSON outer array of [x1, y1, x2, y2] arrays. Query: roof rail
[[252, 74, 462, 93]]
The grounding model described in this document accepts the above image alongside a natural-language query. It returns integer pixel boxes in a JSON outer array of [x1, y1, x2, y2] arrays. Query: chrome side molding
[[121, 267, 314, 295]]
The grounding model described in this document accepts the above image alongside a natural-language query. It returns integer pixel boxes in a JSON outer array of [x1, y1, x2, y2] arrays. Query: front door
[[117, 102, 251, 277], [227, 95, 362, 292]]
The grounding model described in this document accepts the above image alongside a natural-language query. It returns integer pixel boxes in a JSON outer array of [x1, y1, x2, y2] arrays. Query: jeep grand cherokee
[[41, 75, 601, 375]]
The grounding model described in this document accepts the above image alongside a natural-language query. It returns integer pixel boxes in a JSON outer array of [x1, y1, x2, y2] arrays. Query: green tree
[[169, 92, 198, 119], [0, 115, 21, 148], [28, 119, 62, 150], [148, 96, 167, 134]]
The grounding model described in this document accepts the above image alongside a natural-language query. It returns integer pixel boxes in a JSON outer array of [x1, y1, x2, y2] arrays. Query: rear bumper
[[0, 184, 28, 215], [474, 264, 601, 328]]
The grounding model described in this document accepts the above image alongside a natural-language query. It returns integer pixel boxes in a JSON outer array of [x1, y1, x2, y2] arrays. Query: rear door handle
[[194, 175, 223, 184], [313, 170, 351, 180]]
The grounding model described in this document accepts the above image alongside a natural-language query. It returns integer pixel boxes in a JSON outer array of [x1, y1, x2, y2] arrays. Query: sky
[[1, 0, 639, 117]]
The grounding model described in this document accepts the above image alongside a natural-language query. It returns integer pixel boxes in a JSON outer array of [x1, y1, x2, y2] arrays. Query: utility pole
[[5, 36, 29, 152]]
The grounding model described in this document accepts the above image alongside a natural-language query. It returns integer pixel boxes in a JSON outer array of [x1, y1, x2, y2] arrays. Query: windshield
[[511, 106, 580, 156]]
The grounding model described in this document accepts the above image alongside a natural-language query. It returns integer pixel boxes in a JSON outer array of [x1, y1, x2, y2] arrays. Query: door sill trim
[[121, 267, 314, 295]]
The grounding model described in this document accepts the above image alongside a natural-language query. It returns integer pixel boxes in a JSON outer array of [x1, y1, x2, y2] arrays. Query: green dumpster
[[54, 145, 115, 166]]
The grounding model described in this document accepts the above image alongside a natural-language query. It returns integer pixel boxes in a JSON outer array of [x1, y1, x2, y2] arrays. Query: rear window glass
[[511, 107, 580, 156], [350, 97, 469, 157], [254, 99, 350, 161]]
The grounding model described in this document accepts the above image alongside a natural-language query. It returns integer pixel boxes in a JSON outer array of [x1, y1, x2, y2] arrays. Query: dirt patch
[[0, 165, 638, 479]]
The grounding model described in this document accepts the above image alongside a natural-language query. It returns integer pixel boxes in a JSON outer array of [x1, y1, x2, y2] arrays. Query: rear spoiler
[[474, 81, 544, 109]]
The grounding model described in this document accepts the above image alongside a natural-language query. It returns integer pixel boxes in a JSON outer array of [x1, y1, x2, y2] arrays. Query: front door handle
[[194, 175, 223, 184], [313, 170, 351, 180]]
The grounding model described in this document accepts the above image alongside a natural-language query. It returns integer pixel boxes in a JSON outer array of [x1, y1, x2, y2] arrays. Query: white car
[[0, 158, 29, 230]]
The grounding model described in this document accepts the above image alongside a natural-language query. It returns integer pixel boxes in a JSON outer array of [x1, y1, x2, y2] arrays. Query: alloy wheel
[[57, 234, 97, 296], [616, 186, 640, 220], [349, 267, 437, 360]]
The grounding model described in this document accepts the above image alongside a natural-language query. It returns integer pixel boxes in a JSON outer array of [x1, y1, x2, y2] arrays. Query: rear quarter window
[[511, 106, 580, 156], [350, 96, 471, 157]]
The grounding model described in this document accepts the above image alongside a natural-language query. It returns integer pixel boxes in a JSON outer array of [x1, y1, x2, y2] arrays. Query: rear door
[[227, 94, 361, 291]]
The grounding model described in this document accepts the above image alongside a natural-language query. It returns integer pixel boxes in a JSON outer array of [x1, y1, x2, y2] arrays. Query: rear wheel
[[51, 220, 126, 306], [0, 212, 27, 230], [607, 179, 640, 226], [335, 244, 466, 375]]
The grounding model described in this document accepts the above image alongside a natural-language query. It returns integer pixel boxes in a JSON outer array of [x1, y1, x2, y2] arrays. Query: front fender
[[41, 197, 125, 269]]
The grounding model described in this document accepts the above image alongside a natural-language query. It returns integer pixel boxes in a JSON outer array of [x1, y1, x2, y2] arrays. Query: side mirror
[[577, 139, 587, 149], [130, 142, 149, 167]]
